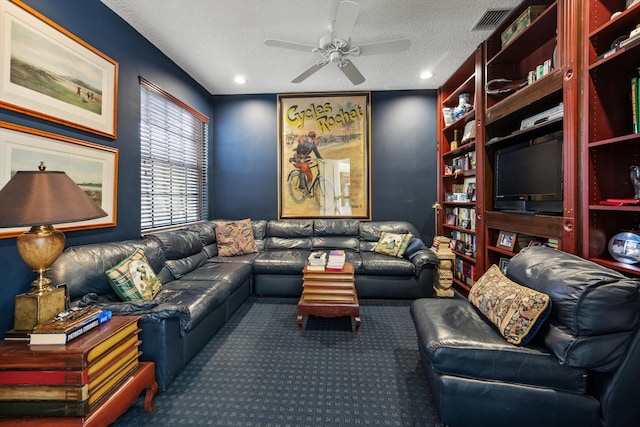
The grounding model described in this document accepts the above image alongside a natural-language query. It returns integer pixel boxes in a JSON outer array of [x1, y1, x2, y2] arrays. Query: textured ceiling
[[100, 0, 520, 95]]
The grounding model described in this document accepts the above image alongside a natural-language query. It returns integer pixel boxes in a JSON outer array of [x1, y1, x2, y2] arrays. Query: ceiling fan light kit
[[264, 0, 410, 86]]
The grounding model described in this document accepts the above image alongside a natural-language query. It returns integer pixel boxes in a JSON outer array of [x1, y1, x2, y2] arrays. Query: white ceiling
[[100, 0, 521, 95]]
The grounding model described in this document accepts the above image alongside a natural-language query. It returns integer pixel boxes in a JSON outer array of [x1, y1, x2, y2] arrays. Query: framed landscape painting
[[0, 0, 118, 138], [0, 122, 118, 238], [277, 92, 371, 219]]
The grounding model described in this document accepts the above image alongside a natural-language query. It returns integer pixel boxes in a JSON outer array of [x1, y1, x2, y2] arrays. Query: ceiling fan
[[264, 0, 411, 85]]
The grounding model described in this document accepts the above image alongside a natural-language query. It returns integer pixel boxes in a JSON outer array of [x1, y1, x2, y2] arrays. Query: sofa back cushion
[[189, 222, 218, 257], [359, 221, 421, 252], [149, 229, 206, 279], [267, 220, 313, 238], [508, 246, 640, 371]]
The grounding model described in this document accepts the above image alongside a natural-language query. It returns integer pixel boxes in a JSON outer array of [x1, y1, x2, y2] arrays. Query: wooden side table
[[297, 262, 361, 333], [0, 362, 157, 426], [0, 316, 157, 425]]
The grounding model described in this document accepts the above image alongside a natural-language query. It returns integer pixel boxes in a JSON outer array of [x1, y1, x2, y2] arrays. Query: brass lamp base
[[14, 287, 66, 331]]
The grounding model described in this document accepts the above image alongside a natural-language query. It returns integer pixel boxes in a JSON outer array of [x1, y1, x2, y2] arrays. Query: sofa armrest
[[409, 248, 438, 273], [77, 293, 191, 332]]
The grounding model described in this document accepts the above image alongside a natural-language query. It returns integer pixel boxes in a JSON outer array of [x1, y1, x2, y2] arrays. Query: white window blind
[[139, 77, 209, 231]]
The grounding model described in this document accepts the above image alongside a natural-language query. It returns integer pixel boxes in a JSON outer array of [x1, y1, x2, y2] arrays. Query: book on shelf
[[633, 76, 639, 134], [0, 398, 90, 417], [0, 369, 89, 386], [2, 329, 30, 341], [306, 264, 326, 271], [30, 309, 112, 346], [0, 316, 140, 370], [0, 383, 88, 401]]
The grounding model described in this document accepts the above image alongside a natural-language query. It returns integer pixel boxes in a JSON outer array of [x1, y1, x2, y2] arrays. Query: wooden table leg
[[297, 314, 304, 333], [354, 316, 361, 334]]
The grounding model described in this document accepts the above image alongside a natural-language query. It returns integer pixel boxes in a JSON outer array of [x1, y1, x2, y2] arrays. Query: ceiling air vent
[[471, 8, 512, 31]]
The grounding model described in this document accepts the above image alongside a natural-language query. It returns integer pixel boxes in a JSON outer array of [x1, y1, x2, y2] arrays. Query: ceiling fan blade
[[355, 39, 411, 56], [264, 38, 315, 52], [292, 59, 329, 83], [332, 0, 360, 41], [339, 59, 365, 85]]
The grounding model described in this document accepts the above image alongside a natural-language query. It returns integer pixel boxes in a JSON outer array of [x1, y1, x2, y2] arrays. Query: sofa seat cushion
[[160, 279, 235, 332], [360, 252, 414, 276], [508, 246, 640, 371], [180, 262, 252, 293], [410, 298, 588, 393], [252, 250, 311, 274]]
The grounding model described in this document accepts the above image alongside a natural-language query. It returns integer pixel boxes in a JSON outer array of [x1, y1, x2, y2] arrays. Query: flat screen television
[[494, 131, 563, 214]]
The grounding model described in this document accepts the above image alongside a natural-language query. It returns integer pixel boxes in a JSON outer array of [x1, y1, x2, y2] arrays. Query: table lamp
[[0, 163, 107, 330]]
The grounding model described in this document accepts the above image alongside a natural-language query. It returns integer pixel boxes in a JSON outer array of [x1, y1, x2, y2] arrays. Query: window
[[139, 77, 209, 231]]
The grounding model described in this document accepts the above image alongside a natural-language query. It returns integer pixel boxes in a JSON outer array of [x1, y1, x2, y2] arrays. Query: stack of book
[[30, 306, 113, 346], [307, 251, 327, 271], [0, 316, 142, 417], [326, 249, 346, 271]]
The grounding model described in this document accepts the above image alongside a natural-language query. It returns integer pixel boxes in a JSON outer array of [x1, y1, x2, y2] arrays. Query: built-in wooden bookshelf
[[437, 0, 584, 293], [436, 46, 484, 294], [581, 0, 640, 276]]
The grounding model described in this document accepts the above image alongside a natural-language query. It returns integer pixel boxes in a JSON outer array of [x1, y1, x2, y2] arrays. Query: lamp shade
[[0, 171, 107, 227]]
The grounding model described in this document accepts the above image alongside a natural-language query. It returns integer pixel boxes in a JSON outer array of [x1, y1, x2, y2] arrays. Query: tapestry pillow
[[106, 248, 162, 302], [213, 219, 258, 257], [373, 231, 413, 258], [468, 264, 551, 345], [404, 237, 425, 258]]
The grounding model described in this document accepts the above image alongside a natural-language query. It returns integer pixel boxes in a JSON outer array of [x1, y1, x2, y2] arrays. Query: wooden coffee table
[[297, 262, 361, 334]]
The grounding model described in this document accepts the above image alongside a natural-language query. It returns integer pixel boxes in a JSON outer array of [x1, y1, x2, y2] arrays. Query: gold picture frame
[[277, 92, 371, 219], [0, 0, 118, 138], [0, 121, 118, 238]]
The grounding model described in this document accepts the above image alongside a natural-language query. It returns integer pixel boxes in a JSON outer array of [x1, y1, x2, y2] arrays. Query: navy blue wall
[[211, 91, 438, 235], [0, 0, 212, 335], [0, 1, 438, 336]]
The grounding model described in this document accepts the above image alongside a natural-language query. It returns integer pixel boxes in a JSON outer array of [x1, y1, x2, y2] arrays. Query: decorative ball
[[608, 232, 640, 264]]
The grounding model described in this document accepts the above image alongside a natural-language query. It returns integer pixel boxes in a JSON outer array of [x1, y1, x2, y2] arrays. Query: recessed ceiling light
[[420, 71, 434, 80], [234, 75, 246, 84]]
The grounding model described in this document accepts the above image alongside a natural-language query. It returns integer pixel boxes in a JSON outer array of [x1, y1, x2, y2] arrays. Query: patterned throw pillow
[[106, 248, 162, 301], [213, 219, 258, 257], [469, 264, 551, 345], [373, 231, 413, 258]]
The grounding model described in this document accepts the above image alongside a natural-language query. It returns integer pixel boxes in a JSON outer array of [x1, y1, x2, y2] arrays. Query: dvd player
[[520, 103, 564, 130]]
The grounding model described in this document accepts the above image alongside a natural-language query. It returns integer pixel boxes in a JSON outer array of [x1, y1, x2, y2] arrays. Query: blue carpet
[[113, 297, 437, 426]]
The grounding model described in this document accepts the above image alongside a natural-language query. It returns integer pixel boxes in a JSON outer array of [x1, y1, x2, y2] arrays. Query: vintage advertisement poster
[[277, 92, 371, 219]]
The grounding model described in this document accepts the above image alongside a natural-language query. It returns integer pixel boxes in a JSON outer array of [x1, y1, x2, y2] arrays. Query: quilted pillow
[[106, 248, 162, 301], [373, 231, 413, 258], [469, 264, 551, 345], [213, 219, 258, 257]]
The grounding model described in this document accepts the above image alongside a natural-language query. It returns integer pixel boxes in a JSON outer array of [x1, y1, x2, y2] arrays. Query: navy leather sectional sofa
[[49, 219, 437, 391], [411, 246, 640, 427]]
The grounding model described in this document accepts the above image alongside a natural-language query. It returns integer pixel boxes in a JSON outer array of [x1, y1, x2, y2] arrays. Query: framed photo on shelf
[[0, 0, 118, 138], [463, 176, 476, 202], [499, 257, 510, 275], [0, 121, 118, 238], [496, 230, 517, 251]]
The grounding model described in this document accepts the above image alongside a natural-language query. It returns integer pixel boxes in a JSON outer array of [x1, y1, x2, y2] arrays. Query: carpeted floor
[[113, 297, 438, 426]]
